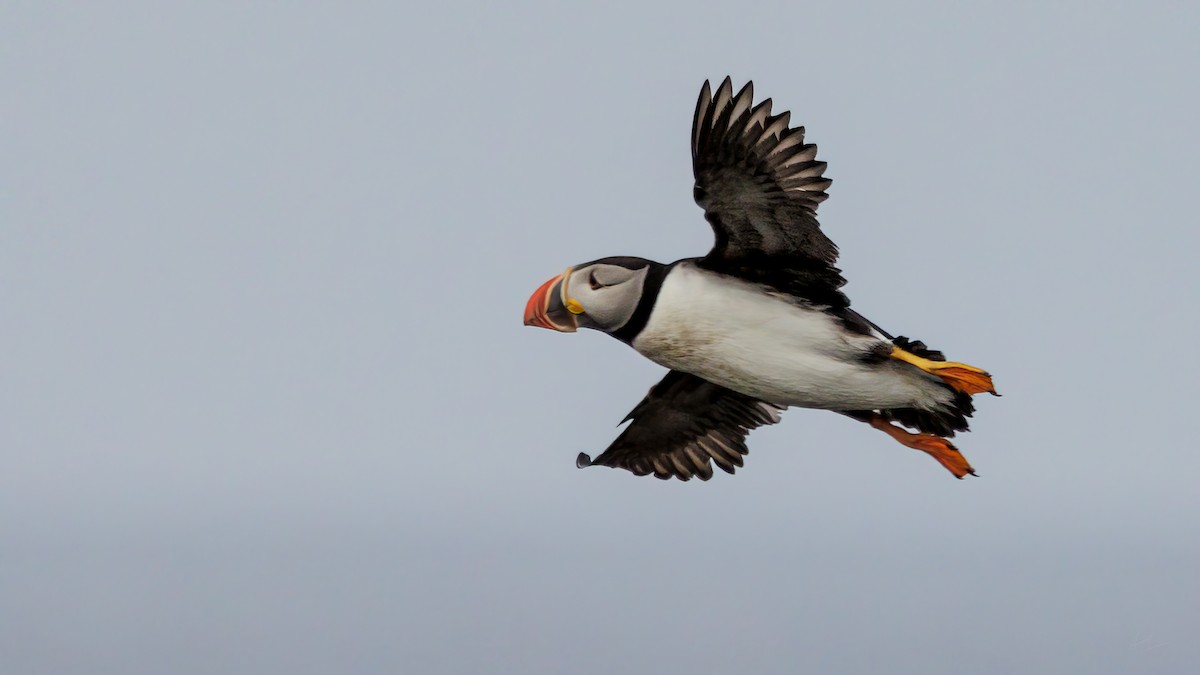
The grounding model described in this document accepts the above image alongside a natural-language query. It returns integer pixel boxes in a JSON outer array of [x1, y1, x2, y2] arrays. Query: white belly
[[632, 263, 950, 411]]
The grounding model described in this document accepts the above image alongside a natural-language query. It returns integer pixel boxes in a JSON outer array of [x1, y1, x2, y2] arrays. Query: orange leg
[[890, 346, 998, 396], [867, 415, 977, 479]]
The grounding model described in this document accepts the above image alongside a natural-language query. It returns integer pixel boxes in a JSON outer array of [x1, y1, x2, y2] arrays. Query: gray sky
[[3, 1, 1198, 673]]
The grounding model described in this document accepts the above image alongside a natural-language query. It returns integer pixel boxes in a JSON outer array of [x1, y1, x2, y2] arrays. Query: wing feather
[[577, 370, 784, 482], [691, 77, 848, 307]]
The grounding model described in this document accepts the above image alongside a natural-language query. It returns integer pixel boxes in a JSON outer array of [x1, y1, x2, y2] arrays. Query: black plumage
[[577, 370, 783, 481], [691, 78, 848, 311]]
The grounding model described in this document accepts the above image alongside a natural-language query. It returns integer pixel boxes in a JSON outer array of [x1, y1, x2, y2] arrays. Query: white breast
[[632, 263, 950, 411]]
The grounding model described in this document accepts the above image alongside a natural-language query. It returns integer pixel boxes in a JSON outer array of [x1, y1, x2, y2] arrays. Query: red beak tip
[[524, 274, 563, 331]]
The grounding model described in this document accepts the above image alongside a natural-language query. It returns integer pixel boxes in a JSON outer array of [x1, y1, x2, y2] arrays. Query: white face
[[563, 262, 649, 332]]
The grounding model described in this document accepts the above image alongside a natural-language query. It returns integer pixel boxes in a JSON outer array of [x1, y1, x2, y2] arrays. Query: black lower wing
[[577, 370, 784, 481]]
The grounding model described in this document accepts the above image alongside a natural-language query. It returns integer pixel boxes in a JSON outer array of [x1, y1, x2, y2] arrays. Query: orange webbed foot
[[889, 347, 999, 396], [868, 415, 977, 479], [904, 434, 977, 479], [927, 363, 997, 396]]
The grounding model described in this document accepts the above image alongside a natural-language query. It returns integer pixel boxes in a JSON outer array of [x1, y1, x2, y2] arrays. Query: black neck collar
[[610, 260, 672, 345]]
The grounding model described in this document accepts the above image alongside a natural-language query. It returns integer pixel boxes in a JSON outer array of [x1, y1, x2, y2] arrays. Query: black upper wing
[[577, 370, 784, 481], [692, 77, 847, 308]]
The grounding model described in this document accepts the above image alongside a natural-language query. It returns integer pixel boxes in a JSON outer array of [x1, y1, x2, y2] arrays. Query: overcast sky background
[[3, 2, 1198, 673]]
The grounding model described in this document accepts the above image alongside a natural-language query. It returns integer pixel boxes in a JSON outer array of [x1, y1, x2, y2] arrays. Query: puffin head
[[523, 257, 657, 335]]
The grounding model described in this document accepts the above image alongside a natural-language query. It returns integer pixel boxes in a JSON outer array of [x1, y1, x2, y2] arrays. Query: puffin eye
[[588, 270, 605, 290]]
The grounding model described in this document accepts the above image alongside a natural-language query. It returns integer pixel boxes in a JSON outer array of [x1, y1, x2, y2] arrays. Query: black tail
[[882, 336, 975, 437]]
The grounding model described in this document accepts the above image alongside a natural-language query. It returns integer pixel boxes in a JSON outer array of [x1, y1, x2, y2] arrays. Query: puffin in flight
[[524, 78, 997, 481]]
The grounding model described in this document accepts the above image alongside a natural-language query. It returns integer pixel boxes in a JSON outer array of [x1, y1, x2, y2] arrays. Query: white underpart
[[633, 263, 954, 411]]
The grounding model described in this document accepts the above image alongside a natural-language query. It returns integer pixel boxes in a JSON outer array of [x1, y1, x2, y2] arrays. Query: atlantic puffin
[[524, 78, 997, 481]]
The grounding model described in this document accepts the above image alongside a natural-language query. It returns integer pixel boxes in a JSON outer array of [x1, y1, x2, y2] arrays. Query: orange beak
[[523, 270, 579, 332]]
